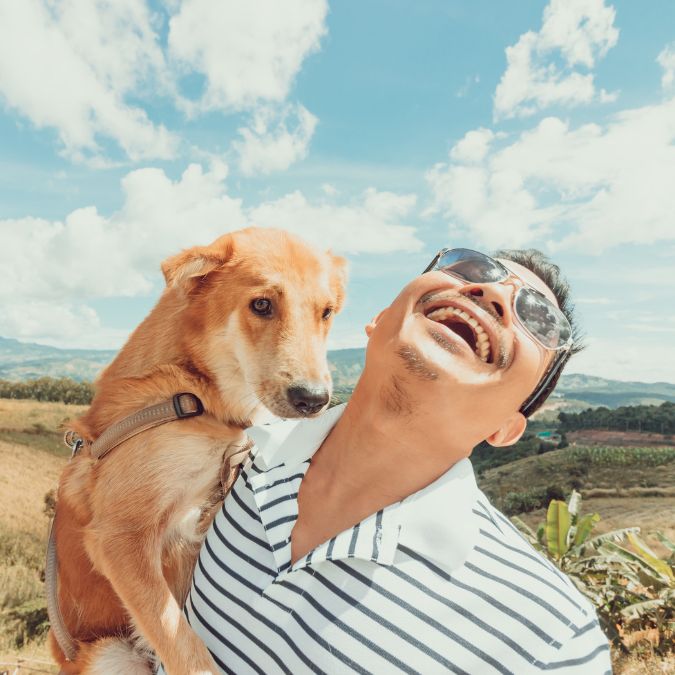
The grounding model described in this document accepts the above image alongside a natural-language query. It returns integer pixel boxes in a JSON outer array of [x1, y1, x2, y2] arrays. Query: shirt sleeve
[[544, 618, 612, 673]]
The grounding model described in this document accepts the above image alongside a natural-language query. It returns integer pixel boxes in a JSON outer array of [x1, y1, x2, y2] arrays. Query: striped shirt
[[163, 404, 611, 674]]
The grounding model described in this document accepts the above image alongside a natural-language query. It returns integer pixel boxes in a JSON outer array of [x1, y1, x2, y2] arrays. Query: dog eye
[[250, 298, 273, 316], [322, 307, 333, 320]]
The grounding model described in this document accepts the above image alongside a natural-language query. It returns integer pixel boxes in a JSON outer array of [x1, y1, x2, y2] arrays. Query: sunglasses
[[423, 248, 573, 415]]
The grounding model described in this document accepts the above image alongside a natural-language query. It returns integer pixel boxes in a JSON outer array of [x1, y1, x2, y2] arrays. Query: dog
[[49, 227, 347, 674]]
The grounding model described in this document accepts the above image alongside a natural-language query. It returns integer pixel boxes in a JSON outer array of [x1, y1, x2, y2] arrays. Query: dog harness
[[47, 393, 205, 663]]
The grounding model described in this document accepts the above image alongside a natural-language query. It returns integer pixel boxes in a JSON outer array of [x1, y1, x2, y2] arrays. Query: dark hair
[[492, 248, 585, 417]]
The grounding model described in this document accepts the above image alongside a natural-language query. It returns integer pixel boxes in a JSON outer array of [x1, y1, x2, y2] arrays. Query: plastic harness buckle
[[172, 392, 204, 419]]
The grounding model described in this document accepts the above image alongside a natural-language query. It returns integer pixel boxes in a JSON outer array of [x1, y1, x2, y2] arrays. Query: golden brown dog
[[49, 227, 347, 674]]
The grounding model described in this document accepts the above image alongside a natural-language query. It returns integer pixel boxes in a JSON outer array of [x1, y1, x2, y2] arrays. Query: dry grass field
[[0, 399, 673, 674], [0, 400, 77, 673]]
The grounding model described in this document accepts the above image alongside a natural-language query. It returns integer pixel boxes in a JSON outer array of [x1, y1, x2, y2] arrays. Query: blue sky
[[1, 0, 674, 382]]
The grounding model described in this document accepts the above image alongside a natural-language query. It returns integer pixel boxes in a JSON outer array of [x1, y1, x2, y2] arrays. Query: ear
[[161, 235, 234, 288], [485, 412, 527, 448], [328, 252, 349, 312], [365, 308, 387, 337]]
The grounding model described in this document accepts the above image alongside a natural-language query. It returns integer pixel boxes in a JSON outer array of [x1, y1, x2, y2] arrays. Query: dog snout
[[287, 384, 330, 416]]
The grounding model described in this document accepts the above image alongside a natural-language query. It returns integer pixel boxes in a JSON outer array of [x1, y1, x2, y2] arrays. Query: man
[[177, 247, 611, 674]]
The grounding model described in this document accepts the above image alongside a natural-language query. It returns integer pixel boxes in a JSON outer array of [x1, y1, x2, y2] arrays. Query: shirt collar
[[247, 403, 480, 574], [247, 402, 345, 468]]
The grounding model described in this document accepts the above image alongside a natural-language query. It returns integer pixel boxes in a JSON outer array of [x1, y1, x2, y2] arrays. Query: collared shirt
[[165, 404, 611, 674]]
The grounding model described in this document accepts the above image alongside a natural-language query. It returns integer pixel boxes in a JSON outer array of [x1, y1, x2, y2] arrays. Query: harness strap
[[47, 392, 205, 661], [46, 513, 77, 662], [91, 392, 203, 460]]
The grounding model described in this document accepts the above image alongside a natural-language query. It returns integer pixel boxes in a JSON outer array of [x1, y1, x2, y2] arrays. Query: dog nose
[[287, 385, 330, 416]]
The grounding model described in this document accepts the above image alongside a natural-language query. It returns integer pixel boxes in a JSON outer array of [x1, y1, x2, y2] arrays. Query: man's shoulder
[[471, 493, 600, 621], [467, 495, 610, 670]]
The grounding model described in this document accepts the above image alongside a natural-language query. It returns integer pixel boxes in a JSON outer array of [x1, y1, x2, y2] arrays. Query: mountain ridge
[[1, 336, 673, 409]]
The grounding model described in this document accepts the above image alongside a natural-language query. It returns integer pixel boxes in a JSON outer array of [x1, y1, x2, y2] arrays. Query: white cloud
[[0, 0, 327, 167], [0, 0, 176, 163], [0, 164, 244, 310], [0, 300, 101, 348], [426, 97, 675, 251], [657, 43, 675, 90], [493, 0, 619, 120], [566, 335, 675, 382], [1, 163, 421, 343], [250, 189, 421, 254], [234, 104, 318, 176], [168, 0, 327, 112], [449, 128, 496, 164]]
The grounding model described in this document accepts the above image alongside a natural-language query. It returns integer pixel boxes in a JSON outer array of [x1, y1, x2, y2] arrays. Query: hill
[[0, 336, 115, 382], [478, 444, 675, 504], [552, 373, 675, 408], [2, 336, 675, 409]]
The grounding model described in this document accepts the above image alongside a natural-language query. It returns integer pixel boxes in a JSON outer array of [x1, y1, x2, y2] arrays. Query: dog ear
[[328, 253, 348, 312], [161, 235, 235, 288]]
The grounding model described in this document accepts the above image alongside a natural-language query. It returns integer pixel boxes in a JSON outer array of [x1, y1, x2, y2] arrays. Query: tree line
[[2, 377, 673, 436], [0, 377, 94, 405], [558, 401, 674, 435]]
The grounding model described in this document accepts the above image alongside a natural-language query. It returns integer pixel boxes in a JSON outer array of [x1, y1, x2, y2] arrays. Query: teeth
[[427, 306, 462, 320], [426, 305, 492, 363]]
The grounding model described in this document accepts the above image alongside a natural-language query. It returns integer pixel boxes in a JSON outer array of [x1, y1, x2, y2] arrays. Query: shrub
[[501, 484, 565, 515], [0, 528, 47, 651], [559, 402, 675, 435], [2, 598, 49, 649], [503, 490, 543, 515], [513, 492, 675, 654], [0, 377, 94, 405]]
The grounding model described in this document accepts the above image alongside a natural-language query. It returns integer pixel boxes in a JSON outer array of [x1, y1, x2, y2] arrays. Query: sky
[[1, 0, 674, 382]]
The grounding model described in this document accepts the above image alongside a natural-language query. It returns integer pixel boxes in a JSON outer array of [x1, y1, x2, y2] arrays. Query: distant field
[[478, 443, 675, 497], [0, 398, 673, 674], [568, 429, 674, 447]]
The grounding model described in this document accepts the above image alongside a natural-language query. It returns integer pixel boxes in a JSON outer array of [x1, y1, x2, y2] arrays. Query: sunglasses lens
[[431, 248, 572, 351], [436, 249, 506, 283], [515, 289, 571, 349]]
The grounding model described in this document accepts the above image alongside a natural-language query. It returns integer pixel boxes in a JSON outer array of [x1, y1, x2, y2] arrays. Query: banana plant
[[511, 492, 675, 653], [535, 490, 603, 562]]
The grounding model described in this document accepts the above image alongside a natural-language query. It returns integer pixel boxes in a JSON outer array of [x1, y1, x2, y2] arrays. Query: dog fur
[[49, 227, 347, 674]]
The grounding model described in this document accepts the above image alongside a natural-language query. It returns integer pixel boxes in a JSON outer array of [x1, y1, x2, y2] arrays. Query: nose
[[287, 385, 330, 416], [463, 280, 518, 325]]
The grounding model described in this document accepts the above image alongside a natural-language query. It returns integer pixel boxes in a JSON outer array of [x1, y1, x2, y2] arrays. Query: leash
[[46, 393, 204, 662]]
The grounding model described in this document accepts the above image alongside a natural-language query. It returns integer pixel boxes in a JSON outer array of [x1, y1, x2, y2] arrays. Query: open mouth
[[424, 304, 493, 364]]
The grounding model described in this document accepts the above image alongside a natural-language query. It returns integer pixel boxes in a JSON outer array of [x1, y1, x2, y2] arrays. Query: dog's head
[[161, 227, 347, 423]]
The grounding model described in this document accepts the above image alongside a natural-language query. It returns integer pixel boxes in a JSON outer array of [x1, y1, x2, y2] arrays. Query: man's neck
[[309, 377, 471, 511], [291, 374, 473, 564]]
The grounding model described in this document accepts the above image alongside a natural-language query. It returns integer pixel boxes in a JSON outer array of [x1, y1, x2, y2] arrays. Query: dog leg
[[95, 535, 219, 675]]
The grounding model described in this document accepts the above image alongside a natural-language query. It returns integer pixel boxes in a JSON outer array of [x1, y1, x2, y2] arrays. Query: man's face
[[364, 258, 558, 448]]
